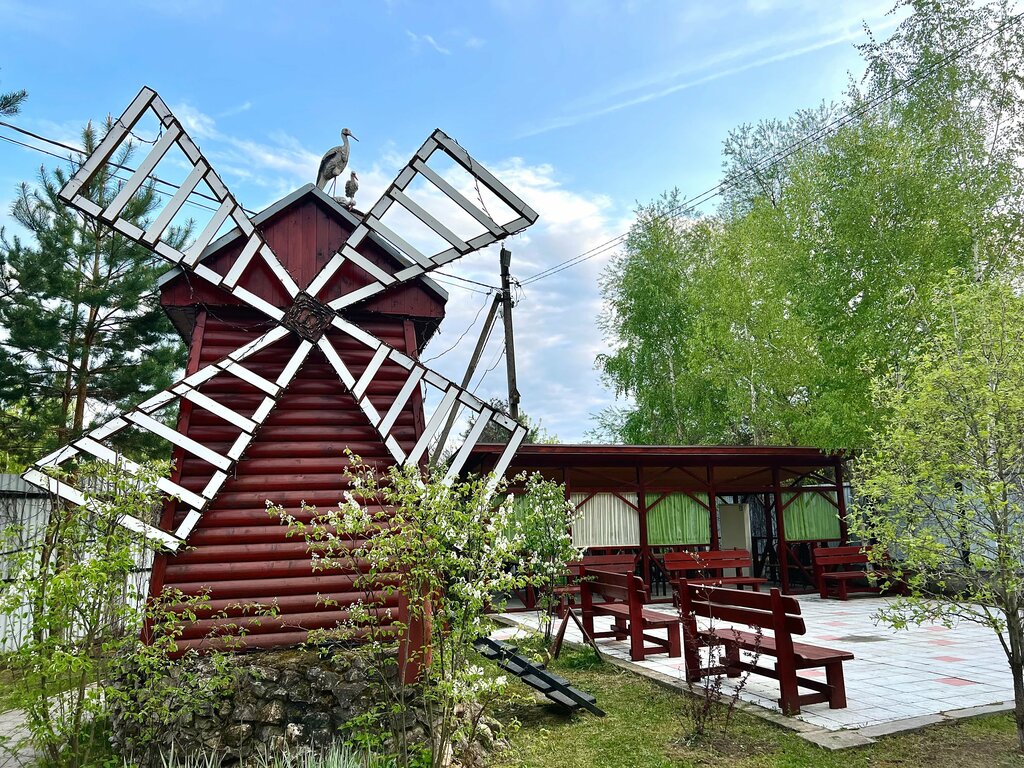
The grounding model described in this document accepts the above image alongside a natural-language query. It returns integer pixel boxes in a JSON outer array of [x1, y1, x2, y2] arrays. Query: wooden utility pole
[[429, 293, 502, 465], [499, 246, 520, 420]]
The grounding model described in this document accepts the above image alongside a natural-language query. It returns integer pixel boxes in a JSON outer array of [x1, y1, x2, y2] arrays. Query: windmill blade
[[316, 316, 527, 488], [58, 86, 300, 318], [24, 327, 314, 549], [307, 129, 538, 310]]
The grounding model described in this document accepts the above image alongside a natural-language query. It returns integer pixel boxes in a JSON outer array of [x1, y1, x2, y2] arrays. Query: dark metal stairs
[[474, 636, 605, 716]]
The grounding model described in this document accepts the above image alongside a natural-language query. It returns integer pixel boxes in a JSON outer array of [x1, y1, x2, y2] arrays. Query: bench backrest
[[581, 567, 644, 606], [565, 554, 637, 579], [813, 545, 870, 569], [664, 548, 753, 574], [677, 581, 806, 636]]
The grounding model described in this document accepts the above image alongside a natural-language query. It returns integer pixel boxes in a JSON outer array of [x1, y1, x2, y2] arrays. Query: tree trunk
[[1006, 608, 1024, 752]]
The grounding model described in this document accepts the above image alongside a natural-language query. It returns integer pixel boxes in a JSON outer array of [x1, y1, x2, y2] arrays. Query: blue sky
[[0, 0, 904, 442]]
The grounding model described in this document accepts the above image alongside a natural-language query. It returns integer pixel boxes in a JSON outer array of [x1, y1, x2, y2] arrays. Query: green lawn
[[491, 642, 1024, 768]]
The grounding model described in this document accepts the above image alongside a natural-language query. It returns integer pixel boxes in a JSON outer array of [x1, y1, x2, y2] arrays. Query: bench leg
[[681, 618, 703, 682], [819, 580, 829, 600], [777, 657, 801, 715], [838, 580, 848, 601], [825, 662, 848, 709], [667, 622, 681, 658], [723, 642, 741, 678], [612, 617, 628, 641], [630, 621, 645, 662]]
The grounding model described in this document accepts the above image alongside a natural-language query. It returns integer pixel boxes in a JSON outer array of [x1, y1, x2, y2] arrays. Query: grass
[[491, 640, 1024, 768], [0, 663, 25, 711]]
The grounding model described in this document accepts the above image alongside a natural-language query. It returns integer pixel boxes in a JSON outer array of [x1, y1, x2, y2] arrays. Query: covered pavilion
[[466, 444, 850, 595]]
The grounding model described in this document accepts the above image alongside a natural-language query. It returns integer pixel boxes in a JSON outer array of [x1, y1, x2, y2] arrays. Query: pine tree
[[0, 72, 27, 116], [0, 121, 191, 469]]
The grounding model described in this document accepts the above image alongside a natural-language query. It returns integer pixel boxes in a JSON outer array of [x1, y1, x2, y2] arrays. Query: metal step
[[473, 637, 605, 716]]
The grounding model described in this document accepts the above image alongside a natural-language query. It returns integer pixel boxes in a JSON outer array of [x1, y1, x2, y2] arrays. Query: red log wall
[[151, 190, 442, 653]]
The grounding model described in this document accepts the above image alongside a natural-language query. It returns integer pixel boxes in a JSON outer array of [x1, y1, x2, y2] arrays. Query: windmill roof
[[155, 183, 448, 303]]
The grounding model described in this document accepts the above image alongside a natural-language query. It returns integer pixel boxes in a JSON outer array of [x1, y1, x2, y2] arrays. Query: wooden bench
[[677, 582, 853, 715], [553, 554, 639, 615], [663, 549, 767, 592], [581, 567, 680, 661], [812, 545, 896, 600]]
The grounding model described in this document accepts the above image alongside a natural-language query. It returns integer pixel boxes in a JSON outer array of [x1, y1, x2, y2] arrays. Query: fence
[[0, 473, 154, 652]]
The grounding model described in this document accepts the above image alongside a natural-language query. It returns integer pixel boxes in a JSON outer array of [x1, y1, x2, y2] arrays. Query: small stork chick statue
[[343, 171, 359, 209], [316, 128, 358, 194]]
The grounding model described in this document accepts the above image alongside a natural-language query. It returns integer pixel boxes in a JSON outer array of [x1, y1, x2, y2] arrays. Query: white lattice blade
[[432, 130, 538, 223], [317, 337, 357, 389], [56, 87, 302, 327], [126, 412, 231, 471], [22, 305, 312, 549], [390, 189, 470, 253], [408, 387, 460, 465], [410, 158, 503, 237], [103, 123, 182, 222], [444, 413, 490, 483], [22, 468, 183, 550], [73, 437, 206, 510], [379, 367, 425, 436], [366, 216, 433, 268], [143, 161, 208, 244], [353, 345, 389, 399], [62, 87, 157, 198], [174, 509, 203, 542], [179, 389, 257, 433], [185, 200, 235, 265], [223, 234, 263, 288], [315, 127, 538, 310], [486, 425, 528, 493]]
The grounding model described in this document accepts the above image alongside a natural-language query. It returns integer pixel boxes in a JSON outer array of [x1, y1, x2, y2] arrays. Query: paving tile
[[494, 594, 1015, 738], [936, 677, 978, 686]]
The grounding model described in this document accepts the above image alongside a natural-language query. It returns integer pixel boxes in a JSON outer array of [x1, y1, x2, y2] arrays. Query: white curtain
[[570, 492, 640, 548]]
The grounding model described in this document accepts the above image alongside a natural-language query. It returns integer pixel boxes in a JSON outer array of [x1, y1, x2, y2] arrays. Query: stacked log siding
[[150, 189, 444, 653]]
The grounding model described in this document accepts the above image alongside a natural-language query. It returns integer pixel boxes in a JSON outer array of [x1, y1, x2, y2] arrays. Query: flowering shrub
[[268, 456, 576, 768], [513, 473, 582, 641]]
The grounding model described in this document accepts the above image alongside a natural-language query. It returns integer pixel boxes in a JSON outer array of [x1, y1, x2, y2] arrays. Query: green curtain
[[646, 492, 711, 546], [782, 491, 840, 541]]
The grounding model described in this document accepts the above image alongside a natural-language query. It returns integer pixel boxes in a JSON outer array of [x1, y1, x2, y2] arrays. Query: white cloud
[[406, 30, 452, 56], [128, 105, 627, 440], [170, 102, 322, 197], [407, 155, 631, 441], [218, 101, 253, 119], [519, 3, 901, 138]]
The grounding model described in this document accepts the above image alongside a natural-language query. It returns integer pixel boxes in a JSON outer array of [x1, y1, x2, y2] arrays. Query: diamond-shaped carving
[[282, 292, 335, 342]]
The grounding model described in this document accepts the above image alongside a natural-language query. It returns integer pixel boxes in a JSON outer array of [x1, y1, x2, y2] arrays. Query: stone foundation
[[110, 647, 399, 760], [110, 646, 505, 766]]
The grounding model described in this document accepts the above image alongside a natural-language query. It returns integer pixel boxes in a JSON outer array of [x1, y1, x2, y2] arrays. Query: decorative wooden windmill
[[21, 87, 537, 650]]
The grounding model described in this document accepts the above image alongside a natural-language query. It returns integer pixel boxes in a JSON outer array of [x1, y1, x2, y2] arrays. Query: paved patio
[[494, 594, 1016, 747]]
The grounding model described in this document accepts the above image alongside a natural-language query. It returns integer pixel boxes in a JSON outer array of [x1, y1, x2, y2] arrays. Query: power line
[[0, 130, 223, 216], [433, 277, 490, 295], [519, 10, 1024, 287], [422, 289, 494, 363], [0, 119, 256, 215], [435, 270, 501, 291], [472, 341, 505, 394], [1, 121, 514, 294]]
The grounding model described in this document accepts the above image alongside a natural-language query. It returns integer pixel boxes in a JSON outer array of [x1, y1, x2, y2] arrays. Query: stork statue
[[343, 171, 359, 209], [316, 128, 358, 194]]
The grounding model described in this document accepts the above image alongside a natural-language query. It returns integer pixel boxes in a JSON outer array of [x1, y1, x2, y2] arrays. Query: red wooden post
[[637, 466, 649, 593], [707, 463, 719, 549], [835, 459, 849, 545], [772, 466, 790, 594]]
